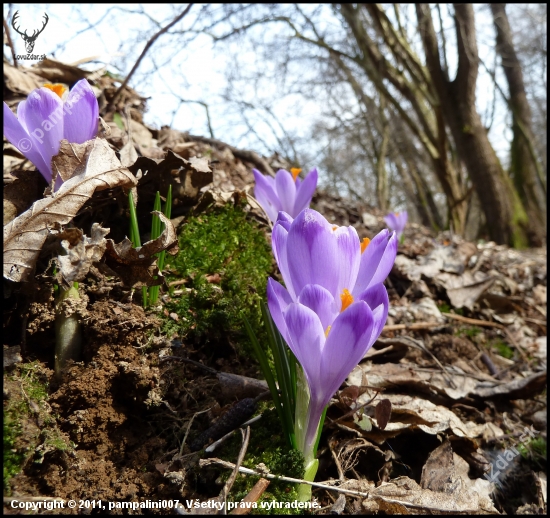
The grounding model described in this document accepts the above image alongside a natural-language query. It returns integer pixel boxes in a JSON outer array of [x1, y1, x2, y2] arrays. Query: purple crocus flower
[[253, 167, 318, 223], [3, 79, 99, 190], [267, 209, 397, 464], [384, 211, 408, 240]]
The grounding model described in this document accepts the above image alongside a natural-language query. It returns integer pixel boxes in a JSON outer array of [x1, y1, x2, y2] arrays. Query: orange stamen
[[361, 237, 370, 254], [290, 167, 302, 181], [324, 325, 332, 338], [332, 225, 338, 231], [340, 288, 354, 312], [43, 83, 67, 98]]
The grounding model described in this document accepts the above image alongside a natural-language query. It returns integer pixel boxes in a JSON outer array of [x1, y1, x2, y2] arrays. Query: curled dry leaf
[[104, 211, 178, 287], [57, 223, 110, 286], [129, 151, 213, 202], [3, 138, 137, 282]]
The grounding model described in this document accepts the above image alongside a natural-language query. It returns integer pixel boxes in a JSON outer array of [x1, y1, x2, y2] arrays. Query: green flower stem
[[128, 190, 148, 307]]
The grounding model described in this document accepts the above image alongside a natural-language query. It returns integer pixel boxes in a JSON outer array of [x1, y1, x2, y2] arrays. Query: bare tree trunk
[[376, 98, 390, 212], [393, 153, 442, 231], [339, 4, 467, 235], [417, 4, 529, 247], [491, 3, 546, 246]]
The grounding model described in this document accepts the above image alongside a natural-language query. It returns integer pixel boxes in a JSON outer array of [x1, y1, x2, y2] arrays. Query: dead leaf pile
[[3, 58, 546, 516]]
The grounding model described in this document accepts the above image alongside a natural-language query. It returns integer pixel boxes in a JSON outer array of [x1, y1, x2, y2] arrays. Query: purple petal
[[399, 211, 408, 229], [334, 225, 361, 298], [271, 220, 296, 299], [353, 229, 397, 296], [267, 278, 293, 345], [17, 88, 64, 178], [284, 302, 325, 390], [297, 284, 338, 331], [356, 283, 389, 343], [63, 79, 99, 144], [320, 301, 375, 404], [293, 168, 318, 214], [275, 211, 293, 230], [287, 209, 340, 297], [383, 213, 398, 230], [3, 102, 51, 181], [275, 169, 297, 215], [253, 169, 280, 223]]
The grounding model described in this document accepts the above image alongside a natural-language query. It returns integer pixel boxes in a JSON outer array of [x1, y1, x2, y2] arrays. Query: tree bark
[[416, 4, 529, 247], [339, 4, 467, 235], [491, 3, 546, 246]]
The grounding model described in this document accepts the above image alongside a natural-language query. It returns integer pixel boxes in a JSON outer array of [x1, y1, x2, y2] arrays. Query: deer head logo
[[11, 11, 49, 54]]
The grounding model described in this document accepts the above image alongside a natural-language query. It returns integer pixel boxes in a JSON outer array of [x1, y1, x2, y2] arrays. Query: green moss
[[3, 411, 26, 493], [3, 362, 72, 495], [221, 408, 306, 514], [455, 326, 481, 338], [518, 437, 546, 471], [162, 202, 273, 353], [4, 362, 50, 493], [489, 339, 514, 359]]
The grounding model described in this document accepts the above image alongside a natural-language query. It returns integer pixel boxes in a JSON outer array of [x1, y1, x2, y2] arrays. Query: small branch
[[3, 13, 18, 67], [188, 134, 275, 176], [199, 457, 371, 497], [109, 4, 193, 109], [230, 478, 270, 515], [220, 426, 250, 502]]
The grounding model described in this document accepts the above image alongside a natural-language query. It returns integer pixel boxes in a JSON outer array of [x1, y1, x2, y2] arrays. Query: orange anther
[[43, 83, 67, 98], [361, 237, 370, 254], [290, 168, 302, 181], [340, 288, 354, 312]]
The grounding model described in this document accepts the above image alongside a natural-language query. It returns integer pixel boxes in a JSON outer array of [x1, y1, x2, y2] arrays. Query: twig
[[383, 322, 443, 331], [230, 478, 270, 515], [180, 406, 212, 455], [3, 13, 18, 67], [442, 313, 504, 328], [442, 314, 530, 361], [188, 134, 275, 176], [199, 457, 371, 498], [109, 4, 193, 109], [220, 427, 251, 502], [205, 415, 262, 453]]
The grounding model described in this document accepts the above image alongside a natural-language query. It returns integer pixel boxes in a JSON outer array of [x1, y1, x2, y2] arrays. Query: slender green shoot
[[243, 315, 294, 449], [128, 190, 148, 307], [262, 303, 296, 430]]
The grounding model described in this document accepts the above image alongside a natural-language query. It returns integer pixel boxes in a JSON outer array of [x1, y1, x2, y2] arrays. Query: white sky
[[3, 4, 519, 166]]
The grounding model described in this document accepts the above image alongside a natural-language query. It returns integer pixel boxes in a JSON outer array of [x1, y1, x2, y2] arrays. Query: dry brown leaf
[[57, 223, 110, 285], [104, 212, 178, 287], [370, 472, 497, 513], [129, 151, 213, 203], [350, 392, 503, 443], [374, 399, 392, 430], [421, 441, 455, 491], [3, 63, 44, 96], [3, 138, 136, 282]]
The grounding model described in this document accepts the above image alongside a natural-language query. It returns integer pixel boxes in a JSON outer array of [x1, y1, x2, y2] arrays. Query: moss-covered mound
[[163, 202, 274, 353]]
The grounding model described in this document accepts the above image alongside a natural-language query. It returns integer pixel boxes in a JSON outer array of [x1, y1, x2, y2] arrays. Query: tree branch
[[109, 4, 193, 110]]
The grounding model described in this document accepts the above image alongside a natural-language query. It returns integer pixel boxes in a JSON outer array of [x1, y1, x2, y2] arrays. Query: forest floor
[[3, 59, 547, 515]]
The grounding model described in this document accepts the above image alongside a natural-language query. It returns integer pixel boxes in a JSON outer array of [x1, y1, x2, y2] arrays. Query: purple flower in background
[[384, 211, 408, 240], [267, 209, 397, 461], [253, 167, 318, 223], [3, 79, 99, 190]]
